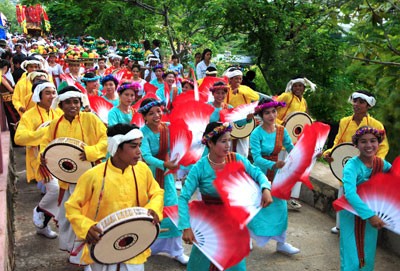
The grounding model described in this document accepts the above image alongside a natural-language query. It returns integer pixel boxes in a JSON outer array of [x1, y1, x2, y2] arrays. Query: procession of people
[[1, 33, 398, 271]]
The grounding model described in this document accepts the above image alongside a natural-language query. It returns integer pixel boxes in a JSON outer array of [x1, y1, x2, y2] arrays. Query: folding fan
[[87, 95, 113, 124], [214, 161, 262, 228], [164, 201, 250, 270], [333, 156, 400, 235], [219, 101, 259, 123]]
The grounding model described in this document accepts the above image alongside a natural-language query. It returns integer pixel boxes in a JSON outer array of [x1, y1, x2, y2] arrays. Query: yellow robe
[[276, 92, 308, 123], [224, 84, 259, 108], [40, 112, 108, 190], [14, 104, 63, 182], [65, 160, 164, 265], [12, 72, 31, 115], [323, 114, 389, 159]]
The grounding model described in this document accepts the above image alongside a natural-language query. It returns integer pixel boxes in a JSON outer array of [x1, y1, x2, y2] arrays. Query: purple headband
[[117, 82, 141, 93], [201, 122, 233, 145], [352, 127, 385, 145], [138, 100, 166, 114], [254, 101, 286, 113]]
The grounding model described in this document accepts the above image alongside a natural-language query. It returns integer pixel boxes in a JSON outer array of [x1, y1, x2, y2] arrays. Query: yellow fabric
[[12, 72, 30, 115], [197, 78, 204, 86], [40, 112, 108, 189], [65, 160, 164, 265], [225, 84, 259, 108], [276, 92, 308, 122], [323, 114, 389, 159], [14, 105, 63, 182]]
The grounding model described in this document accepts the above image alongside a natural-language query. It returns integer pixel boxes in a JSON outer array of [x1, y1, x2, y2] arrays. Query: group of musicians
[[4, 47, 391, 271]]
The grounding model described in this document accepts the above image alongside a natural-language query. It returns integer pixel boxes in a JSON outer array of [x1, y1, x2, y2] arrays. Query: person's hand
[[182, 228, 196, 245], [86, 225, 103, 244], [246, 113, 254, 121], [232, 88, 239, 95], [274, 160, 285, 169], [19, 106, 26, 113], [164, 161, 179, 170], [148, 209, 160, 225], [260, 188, 273, 208], [369, 215, 385, 229], [79, 152, 87, 161], [84, 105, 91, 112], [322, 152, 334, 163]]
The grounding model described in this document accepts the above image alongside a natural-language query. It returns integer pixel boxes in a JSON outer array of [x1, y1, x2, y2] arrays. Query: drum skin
[[43, 137, 94, 183], [284, 112, 312, 143], [91, 207, 159, 264], [329, 143, 360, 182], [230, 118, 256, 139]]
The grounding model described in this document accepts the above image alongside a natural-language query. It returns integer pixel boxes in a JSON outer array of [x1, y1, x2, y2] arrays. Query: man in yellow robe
[[15, 80, 63, 239], [40, 86, 107, 263], [65, 123, 164, 270]]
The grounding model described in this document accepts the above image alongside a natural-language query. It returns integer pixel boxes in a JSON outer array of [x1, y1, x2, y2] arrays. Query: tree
[[0, 0, 22, 33]]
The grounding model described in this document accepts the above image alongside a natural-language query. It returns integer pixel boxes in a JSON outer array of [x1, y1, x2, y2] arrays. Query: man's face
[[115, 138, 142, 166]]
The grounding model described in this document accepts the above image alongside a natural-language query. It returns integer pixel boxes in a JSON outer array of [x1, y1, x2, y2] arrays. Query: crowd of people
[[0, 33, 393, 271]]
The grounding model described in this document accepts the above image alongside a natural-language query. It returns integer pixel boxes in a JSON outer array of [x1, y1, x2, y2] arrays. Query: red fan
[[333, 157, 400, 235], [131, 113, 144, 128], [172, 90, 208, 108], [271, 123, 316, 199], [144, 82, 158, 95], [164, 201, 250, 270], [220, 101, 259, 123], [167, 119, 193, 174], [60, 74, 87, 94], [169, 101, 214, 166], [199, 77, 229, 95], [214, 161, 262, 228], [88, 96, 113, 124], [300, 122, 330, 183]]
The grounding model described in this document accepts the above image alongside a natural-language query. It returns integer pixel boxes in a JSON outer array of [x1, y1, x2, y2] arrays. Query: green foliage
[[0, 0, 22, 33]]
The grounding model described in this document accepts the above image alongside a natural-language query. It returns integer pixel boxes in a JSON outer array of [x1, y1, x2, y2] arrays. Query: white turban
[[51, 91, 84, 109], [32, 82, 56, 103], [224, 68, 243, 78], [108, 129, 144, 156], [349, 92, 376, 107], [21, 59, 43, 71], [285, 77, 316, 93]]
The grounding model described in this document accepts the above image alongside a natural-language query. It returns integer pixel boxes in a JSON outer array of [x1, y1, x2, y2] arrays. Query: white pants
[[57, 184, 76, 252], [38, 178, 59, 218], [335, 186, 344, 228], [235, 137, 249, 158], [250, 230, 286, 247], [90, 263, 144, 271], [150, 236, 184, 258]]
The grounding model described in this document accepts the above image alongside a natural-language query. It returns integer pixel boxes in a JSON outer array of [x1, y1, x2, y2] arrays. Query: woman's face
[[204, 52, 212, 61], [155, 68, 163, 79], [182, 83, 193, 92], [213, 89, 227, 103], [352, 98, 369, 115], [165, 74, 175, 86], [119, 89, 135, 106], [143, 106, 162, 126], [292, 82, 305, 98], [262, 107, 277, 125], [132, 68, 140, 79], [104, 81, 116, 95], [209, 132, 231, 158], [357, 133, 379, 159]]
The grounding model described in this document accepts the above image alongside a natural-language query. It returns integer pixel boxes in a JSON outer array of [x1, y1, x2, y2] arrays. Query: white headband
[[285, 77, 316, 93], [51, 91, 83, 109], [225, 69, 243, 78], [107, 129, 144, 156], [32, 82, 56, 103], [349, 92, 376, 107], [21, 59, 43, 71], [27, 71, 48, 82]]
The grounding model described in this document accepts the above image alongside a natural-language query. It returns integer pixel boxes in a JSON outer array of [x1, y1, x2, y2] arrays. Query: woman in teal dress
[[155, 70, 182, 106], [100, 74, 119, 107], [248, 97, 300, 255], [339, 126, 391, 271], [108, 82, 139, 126], [149, 64, 164, 91], [179, 122, 273, 271], [138, 98, 189, 265]]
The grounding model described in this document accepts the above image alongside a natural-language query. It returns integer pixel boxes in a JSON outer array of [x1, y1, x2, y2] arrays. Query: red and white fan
[[214, 161, 262, 228], [333, 157, 400, 235], [60, 73, 87, 94], [300, 122, 330, 183], [219, 101, 259, 123], [169, 101, 214, 166], [198, 76, 229, 102], [167, 119, 192, 174], [172, 90, 208, 108], [272, 123, 316, 199], [87, 95, 113, 124], [143, 82, 158, 95], [164, 201, 250, 270]]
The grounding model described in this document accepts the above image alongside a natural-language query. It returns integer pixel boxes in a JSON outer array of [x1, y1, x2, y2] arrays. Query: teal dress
[[150, 78, 164, 91], [340, 156, 391, 271], [248, 125, 294, 238], [178, 153, 270, 271], [107, 107, 132, 126], [156, 85, 182, 104], [102, 95, 119, 107], [140, 124, 181, 238]]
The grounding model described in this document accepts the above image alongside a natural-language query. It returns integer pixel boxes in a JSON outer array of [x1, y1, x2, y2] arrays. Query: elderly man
[[224, 66, 259, 158]]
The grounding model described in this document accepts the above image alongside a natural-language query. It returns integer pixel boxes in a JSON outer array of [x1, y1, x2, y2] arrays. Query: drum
[[91, 207, 159, 264], [43, 137, 94, 183], [284, 112, 312, 143], [329, 143, 360, 181], [230, 118, 256, 139]]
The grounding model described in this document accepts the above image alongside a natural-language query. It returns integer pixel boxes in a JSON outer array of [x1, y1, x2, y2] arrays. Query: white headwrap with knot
[[51, 91, 84, 109], [27, 71, 49, 82], [21, 59, 43, 71], [224, 68, 243, 78], [285, 77, 316, 93], [32, 82, 56, 103], [349, 92, 376, 107], [107, 129, 144, 157]]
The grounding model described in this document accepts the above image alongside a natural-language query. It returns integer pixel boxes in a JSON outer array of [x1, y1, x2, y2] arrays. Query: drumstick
[[160, 228, 170, 233]]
